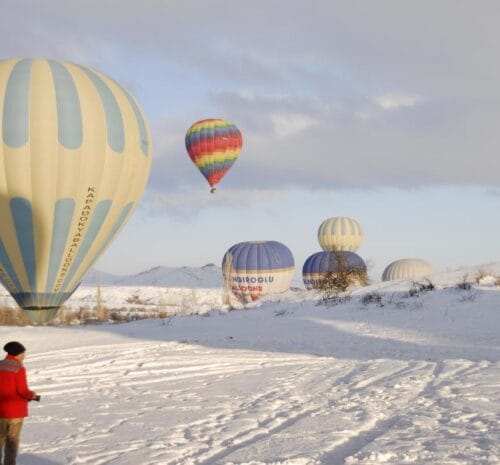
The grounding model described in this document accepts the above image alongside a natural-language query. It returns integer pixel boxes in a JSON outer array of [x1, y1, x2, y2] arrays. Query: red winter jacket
[[0, 355, 35, 418]]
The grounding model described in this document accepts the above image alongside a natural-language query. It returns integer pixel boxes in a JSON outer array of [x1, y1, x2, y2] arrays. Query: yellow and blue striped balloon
[[0, 58, 152, 323]]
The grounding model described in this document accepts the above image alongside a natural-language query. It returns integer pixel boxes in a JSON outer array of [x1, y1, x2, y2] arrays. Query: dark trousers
[[0, 418, 23, 465]]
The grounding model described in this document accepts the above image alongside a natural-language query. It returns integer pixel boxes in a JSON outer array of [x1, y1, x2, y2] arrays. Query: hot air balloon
[[0, 58, 152, 323], [185, 118, 242, 193], [318, 217, 363, 252], [302, 251, 367, 290], [222, 241, 294, 304], [382, 259, 434, 282]]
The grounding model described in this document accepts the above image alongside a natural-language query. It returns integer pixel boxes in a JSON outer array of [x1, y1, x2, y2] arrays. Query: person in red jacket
[[0, 341, 38, 465]]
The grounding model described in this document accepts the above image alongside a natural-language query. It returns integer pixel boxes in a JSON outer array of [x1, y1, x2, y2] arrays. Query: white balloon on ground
[[382, 258, 434, 282]]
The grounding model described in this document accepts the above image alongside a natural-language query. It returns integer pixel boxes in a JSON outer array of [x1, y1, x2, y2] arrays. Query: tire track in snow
[[314, 360, 498, 465], [163, 363, 331, 465], [317, 415, 402, 465], [25, 342, 323, 465], [180, 361, 435, 465], [23, 340, 498, 465]]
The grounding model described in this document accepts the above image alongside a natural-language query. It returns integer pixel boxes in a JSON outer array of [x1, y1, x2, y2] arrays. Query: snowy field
[[0, 265, 499, 465]]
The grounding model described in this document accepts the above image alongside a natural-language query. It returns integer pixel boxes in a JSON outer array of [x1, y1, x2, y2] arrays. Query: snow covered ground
[[0, 264, 499, 464]]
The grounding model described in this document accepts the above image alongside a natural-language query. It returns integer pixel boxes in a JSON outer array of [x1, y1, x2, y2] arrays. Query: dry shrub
[[456, 274, 472, 291], [57, 306, 81, 325], [475, 269, 492, 284], [472, 269, 500, 286], [77, 306, 92, 321], [125, 294, 148, 305], [0, 303, 173, 327], [361, 292, 383, 307], [408, 279, 435, 297], [0, 307, 30, 326], [316, 250, 368, 306]]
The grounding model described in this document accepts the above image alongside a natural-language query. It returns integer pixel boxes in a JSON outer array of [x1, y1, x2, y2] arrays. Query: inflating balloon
[[222, 241, 294, 304], [185, 118, 242, 193], [302, 251, 366, 290], [0, 58, 152, 323], [317, 217, 364, 252], [382, 259, 434, 282]]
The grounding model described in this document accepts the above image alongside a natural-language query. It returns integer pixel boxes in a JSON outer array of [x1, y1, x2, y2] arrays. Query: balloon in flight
[[0, 58, 152, 323], [185, 118, 242, 193], [222, 241, 295, 304]]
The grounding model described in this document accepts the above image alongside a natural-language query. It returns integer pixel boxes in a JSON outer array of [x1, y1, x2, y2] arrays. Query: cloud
[[269, 113, 320, 137], [2, 0, 500, 210], [372, 93, 423, 110], [144, 187, 285, 220]]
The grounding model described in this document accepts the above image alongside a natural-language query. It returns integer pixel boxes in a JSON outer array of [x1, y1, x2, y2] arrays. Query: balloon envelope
[[222, 241, 295, 304], [0, 58, 152, 323], [185, 118, 242, 191], [318, 217, 363, 252], [302, 251, 367, 290], [382, 259, 434, 282]]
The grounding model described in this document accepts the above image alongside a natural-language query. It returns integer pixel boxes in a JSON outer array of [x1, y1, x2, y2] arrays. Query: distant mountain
[[82, 263, 223, 288]]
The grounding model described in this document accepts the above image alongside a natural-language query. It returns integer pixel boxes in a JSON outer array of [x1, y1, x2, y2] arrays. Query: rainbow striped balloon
[[185, 118, 242, 193]]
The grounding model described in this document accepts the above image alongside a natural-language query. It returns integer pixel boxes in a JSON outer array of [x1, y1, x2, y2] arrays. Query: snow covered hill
[[82, 263, 223, 288], [0, 262, 499, 464]]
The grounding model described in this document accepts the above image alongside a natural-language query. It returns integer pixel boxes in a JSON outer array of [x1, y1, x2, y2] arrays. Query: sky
[[1, 0, 500, 280]]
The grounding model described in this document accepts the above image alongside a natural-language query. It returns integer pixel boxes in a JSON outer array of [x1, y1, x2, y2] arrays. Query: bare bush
[[78, 306, 92, 321], [459, 293, 476, 302], [395, 301, 406, 310], [57, 306, 81, 325], [0, 303, 173, 327], [408, 279, 435, 297], [475, 269, 492, 284], [157, 310, 170, 319], [0, 308, 30, 326], [456, 274, 472, 291], [315, 249, 368, 307], [125, 294, 148, 305], [317, 292, 352, 307], [361, 292, 384, 307]]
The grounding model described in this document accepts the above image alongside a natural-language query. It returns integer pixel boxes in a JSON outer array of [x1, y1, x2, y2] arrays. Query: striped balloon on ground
[[318, 217, 364, 252], [302, 251, 367, 290], [0, 58, 152, 323], [382, 259, 434, 282], [185, 118, 242, 193], [222, 241, 295, 304]]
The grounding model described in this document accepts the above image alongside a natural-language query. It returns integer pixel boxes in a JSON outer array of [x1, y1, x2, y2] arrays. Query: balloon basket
[[210, 188, 216, 194]]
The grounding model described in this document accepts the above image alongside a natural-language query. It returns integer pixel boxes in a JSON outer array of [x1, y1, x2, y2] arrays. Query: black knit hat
[[3, 341, 26, 356]]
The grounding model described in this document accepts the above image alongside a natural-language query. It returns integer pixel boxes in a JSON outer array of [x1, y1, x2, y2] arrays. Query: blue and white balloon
[[222, 241, 295, 304], [302, 251, 366, 290]]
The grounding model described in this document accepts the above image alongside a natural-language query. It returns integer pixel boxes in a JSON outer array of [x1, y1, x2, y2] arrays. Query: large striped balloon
[[302, 251, 366, 290], [318, 217, 364, 252], [222, 241, 295, 304], [185, 118, 242, 193], [0, 58, 152, 323]]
